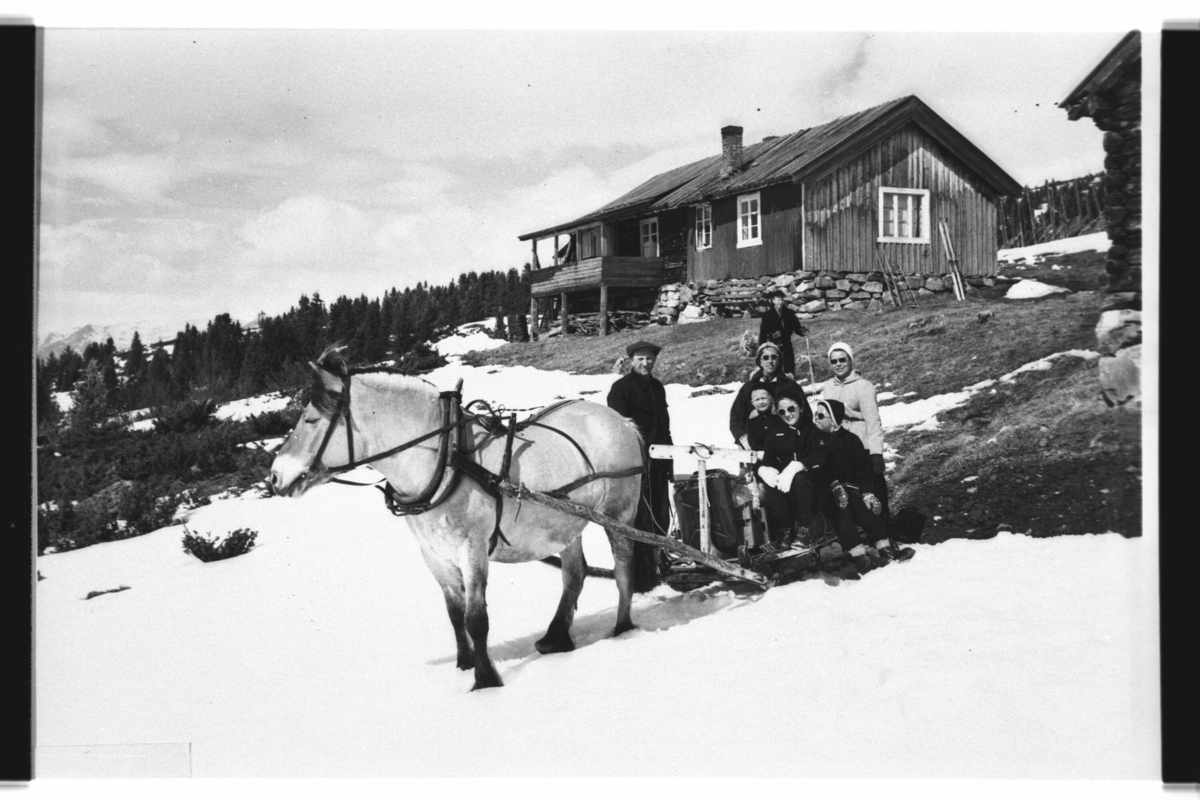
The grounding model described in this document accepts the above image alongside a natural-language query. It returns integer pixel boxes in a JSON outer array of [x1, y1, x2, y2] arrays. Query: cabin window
[[737, 192, 761, 248], [878, 188, 931, 244], [640, 217, 659, 258], [694, 204, 712, 250]]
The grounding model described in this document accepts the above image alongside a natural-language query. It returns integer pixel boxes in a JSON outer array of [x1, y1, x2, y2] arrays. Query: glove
[[871, 454, 886, 474], [832, 483, 849, 509], [777, 461, 803, 492], [797, 324, 808, 337], [758, 466, 780, 490], [863, 493, 882, 515], [738, 435, 750, 450], [771, 332, 782, 342]]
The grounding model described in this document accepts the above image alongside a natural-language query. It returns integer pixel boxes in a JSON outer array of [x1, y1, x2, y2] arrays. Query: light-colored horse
[[268, 348, 644, 690]]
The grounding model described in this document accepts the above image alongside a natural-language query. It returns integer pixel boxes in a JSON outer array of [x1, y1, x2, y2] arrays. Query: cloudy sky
[[34, 10, 1162, 341]]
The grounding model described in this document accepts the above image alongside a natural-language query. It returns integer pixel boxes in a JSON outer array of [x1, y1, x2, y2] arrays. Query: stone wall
[[652, 269, 992, 323]]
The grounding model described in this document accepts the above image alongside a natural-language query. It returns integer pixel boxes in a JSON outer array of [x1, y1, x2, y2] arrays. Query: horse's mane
[[309, 343, 437, 413]]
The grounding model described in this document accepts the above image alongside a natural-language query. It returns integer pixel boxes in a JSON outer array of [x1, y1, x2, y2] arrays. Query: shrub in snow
[[153, 398, 218, 434], [245, 408, 302, 438], [182, 526, 258, 563]]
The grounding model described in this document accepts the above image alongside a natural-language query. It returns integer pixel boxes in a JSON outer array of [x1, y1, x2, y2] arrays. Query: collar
[[832, 370, 861, 385]]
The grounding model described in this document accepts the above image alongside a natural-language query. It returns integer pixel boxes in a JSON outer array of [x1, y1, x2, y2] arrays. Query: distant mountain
[[37, 319, 198, 360]]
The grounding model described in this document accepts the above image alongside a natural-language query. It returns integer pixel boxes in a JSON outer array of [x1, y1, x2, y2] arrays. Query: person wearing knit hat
[[608, 341, 672, 592], [729, 340, 812, 450], [755, 383, 828, 550], [816, 340, 896, 541], [813, 399, 914, 570], [758, 288, 806, 377]]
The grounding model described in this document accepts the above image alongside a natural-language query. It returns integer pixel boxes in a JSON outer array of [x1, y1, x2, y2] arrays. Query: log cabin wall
[[688, 182, 803, 283], [802, 122, 998, 277]]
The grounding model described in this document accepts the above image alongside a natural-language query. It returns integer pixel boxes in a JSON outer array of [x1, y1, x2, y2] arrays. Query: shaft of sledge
[[502, 482, 771, 587]]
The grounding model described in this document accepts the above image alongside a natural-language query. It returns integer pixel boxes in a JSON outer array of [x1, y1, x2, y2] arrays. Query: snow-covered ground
[[996, 231, 1108, 264], [36, 351, 1159, 787], [1005, 279, 1071, 299]]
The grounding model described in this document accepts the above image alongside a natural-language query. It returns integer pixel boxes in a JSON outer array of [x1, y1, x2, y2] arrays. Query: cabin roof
[[519, 95, 1023, 241], [1059, 31, 1141, 110]]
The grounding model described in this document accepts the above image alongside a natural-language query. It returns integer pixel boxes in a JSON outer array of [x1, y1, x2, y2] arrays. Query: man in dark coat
[[730, 341, 812, 449], [608, 340, 673, 591], [758, 289, 807, 377], [813, 399, 915, 572]]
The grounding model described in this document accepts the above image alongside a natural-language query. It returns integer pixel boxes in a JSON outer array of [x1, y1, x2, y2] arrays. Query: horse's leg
[[536, 535, 585, 654], [415, 545, 473, 670], [462, 537, 503, 691], [606, 528, 637, 636]]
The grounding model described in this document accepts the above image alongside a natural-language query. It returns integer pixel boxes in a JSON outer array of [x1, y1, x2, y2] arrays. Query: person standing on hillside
[[729, 342, 812, 450], [814, 341, 893, 535], [758, 289, 807, 378], [607, 340, 673, 591]]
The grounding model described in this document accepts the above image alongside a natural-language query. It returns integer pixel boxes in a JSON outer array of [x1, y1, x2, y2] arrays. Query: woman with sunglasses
[[729, 341, 812, 450], [817, 341, 893, 537], [813, 399, 914, 569], [756, 384, 828, 549]]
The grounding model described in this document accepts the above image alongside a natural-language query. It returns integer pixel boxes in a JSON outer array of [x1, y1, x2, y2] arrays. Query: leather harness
[[307, 372, 642, 555]]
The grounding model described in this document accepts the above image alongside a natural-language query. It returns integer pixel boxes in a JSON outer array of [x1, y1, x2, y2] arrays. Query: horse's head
[[269, 345, 351, 498]]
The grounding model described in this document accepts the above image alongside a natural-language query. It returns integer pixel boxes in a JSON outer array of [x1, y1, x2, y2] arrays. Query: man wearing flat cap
[[608, 340, 673, 590]]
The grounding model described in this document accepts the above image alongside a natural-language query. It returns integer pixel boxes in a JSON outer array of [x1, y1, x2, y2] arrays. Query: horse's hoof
[[470, 675, 504, 691], [612, 620, 637, 637], [456, 659, 473, 671], [534, 636, 576, 655]]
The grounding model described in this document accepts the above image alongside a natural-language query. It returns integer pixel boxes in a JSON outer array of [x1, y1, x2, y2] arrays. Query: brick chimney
[[720, 125, 744, 178]]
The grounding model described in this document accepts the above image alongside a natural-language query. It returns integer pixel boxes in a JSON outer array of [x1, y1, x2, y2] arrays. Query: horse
[[268, 346, 646, 691]]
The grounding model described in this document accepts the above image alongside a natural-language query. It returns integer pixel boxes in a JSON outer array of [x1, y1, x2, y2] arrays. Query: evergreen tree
[[67, 360, 111, 432]]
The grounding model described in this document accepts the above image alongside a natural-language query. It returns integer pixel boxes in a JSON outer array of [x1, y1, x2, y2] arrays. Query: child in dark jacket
[[814, 399, 914, 573], [746, 386, 785, 452]]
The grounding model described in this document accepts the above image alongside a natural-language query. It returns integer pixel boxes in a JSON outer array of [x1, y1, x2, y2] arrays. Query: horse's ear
[[309, 361, 343, 394]]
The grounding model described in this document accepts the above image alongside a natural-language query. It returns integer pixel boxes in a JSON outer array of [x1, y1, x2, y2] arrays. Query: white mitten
[[757, 466, 780, 490], [777, 461, 803, 492]]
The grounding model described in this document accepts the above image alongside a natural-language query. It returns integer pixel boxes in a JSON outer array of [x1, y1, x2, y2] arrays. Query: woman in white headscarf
[[816, 341, 891, 534]]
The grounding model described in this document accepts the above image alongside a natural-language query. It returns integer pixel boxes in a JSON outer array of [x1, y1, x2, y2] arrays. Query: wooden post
[[599, 284, 609, 336], [553, 234, 560, 266], [696, 455, 711, 555], [530, 239, 540, 270], [560, 291, 569, 334], [530, 296, 538, 337]]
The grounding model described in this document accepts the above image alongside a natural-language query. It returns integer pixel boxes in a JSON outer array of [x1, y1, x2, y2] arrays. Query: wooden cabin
[[519, 95, 1022, 334]]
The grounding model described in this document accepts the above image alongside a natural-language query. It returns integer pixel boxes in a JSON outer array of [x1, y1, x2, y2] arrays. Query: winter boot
[[848, 544, 876, 576], [875, 540, 915, 564]]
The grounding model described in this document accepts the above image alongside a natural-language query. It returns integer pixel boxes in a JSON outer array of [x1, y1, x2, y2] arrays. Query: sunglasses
[[778, 405, 800, 414], [829, 357, 849, 365], [814, 412, 829, 420], [761, 354, 779, 362]]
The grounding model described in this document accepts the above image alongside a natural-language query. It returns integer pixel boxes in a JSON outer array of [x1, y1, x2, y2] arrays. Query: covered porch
[[522, 215, 664, 336]]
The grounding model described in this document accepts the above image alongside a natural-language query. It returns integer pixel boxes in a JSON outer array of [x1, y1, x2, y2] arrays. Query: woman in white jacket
[[816, 341, 891, 534]]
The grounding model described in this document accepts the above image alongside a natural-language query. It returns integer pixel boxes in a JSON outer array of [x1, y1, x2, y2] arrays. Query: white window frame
[[640, 217, 659, 257], [877, 187, 931, 244], [736, 192, 762, 248], [694, 204, 713, 250]]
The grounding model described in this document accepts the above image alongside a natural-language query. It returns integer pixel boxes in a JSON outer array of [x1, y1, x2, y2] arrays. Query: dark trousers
[[780, 344, 796, 378], [763, 472, 815, 536], [630, 456, 672, 592], [827, 488, 887, 550]]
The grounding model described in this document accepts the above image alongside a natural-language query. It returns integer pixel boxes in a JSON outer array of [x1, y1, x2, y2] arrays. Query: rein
[[306, 373, 641, 554]]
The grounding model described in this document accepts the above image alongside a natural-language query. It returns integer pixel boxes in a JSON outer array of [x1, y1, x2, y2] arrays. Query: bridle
[[301, 368, 468, 510]]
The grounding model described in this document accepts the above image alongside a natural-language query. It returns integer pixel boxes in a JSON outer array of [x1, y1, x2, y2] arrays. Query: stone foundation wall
[[652, 270, 993, 323]]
